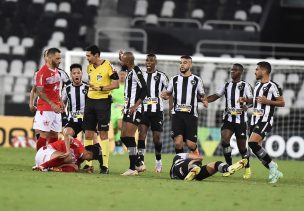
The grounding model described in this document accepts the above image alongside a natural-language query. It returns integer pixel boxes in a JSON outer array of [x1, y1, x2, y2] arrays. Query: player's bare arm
[[239, 97, 253, 104], [160, 91, 171, 100], [201, 95, 208, 108], [256, 96, 285, 107], [207, 94, 220, 103], [36, 86, 63, 113], [29, 86, 37, 112]]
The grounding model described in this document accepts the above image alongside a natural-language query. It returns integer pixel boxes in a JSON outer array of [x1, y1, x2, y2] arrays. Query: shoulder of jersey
[[133, 66, 143, 74]]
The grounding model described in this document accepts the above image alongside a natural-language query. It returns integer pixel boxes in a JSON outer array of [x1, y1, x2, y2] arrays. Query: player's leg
[[137, 123, 148, 172], [195, 162, 231, 181], [221, 122, 234, 165], [120, 112, 141, 176], [248, 123, 283, 183], [171, 114, 185, 153], [235, 123, 251, 179], [151, 112, 163, 173], [184, 114, 199, 154], [115, 119, 124, 154], [96, 98, 112, 174], [111, 105, 123, 155]]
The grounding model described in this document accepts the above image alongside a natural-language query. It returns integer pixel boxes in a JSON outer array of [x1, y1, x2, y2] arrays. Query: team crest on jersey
[[191, 80, 196, 85], [97, 75, 102, 81], [82, 89, 88, 95], [128, 75, 132, 80], [154, 76, 159, 81], [238, 84, 244, 90], [263, 86, 269, 91]]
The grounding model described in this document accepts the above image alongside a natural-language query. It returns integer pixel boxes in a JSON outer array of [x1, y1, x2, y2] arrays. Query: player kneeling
[[32, 138, 101, 172], [170, 153, 247, 181]]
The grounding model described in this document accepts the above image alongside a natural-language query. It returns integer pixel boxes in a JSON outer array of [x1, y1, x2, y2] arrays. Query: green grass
[[0, 148, 303, 211]]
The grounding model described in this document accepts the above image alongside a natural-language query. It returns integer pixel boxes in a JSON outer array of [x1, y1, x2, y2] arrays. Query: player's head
[[180, 55, 192, 74], [146, 54, 157, 72], [118, 69, 127, 83], [256, 61, 271, 80], [43, 49, 49, 64], [84, 143, 101, 161], [70, 63, 82, 85], [120, 51, 135, 71], [86, 45, 100, 64], [47, 48, 61, 68], [230, 63, 244, 81]]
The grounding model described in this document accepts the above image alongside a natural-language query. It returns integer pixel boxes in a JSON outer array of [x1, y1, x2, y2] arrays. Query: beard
[[121, 65, 128, 71], [180, 68, 189, 74]]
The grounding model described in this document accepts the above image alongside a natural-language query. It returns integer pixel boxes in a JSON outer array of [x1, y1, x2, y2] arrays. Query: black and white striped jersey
[[167, 74, 205, 117], [62, 82, 89, 123], [250, 80, 283, 126], [124, 66, 147, 114], [58, 69, 71, 94], [216, 81, 253, 123], [143, 70, 169, 112]]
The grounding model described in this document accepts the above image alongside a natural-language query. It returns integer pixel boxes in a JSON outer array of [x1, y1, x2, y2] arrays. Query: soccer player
[[207, 64, 253, 179], [83, 45, 119, 174], [240, 61, 285, 183], [161, 55, 208, 155], [33, 48, 64, 151], [62, 64, 89, 156], [137, 54, 169, 173], [33, 138, 101, 172], [170, 152, 248, 181], [111, 70, 127, 155], [119, 51, 147, 176]]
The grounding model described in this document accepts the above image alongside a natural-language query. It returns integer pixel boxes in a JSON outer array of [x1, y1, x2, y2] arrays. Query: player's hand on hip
[[239, 97, 246, 103], [128, 106, 137, 115], [29, 104, 37, 112], [51, 103, 63, 113], [256, 96, 268, 104]]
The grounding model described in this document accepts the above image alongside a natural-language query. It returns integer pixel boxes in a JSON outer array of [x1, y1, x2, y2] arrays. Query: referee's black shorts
[[171, 112, 198, 143], [83, 98, 111, 131], [221, 120, 247, 139]]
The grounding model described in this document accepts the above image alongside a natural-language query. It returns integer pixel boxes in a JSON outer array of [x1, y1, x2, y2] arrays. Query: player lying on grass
[[170, 153, 247, 181], [32, 138, 101, 172]]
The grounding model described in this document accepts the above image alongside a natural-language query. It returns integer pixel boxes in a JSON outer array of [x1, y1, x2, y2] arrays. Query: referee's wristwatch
[[100, 86, 104, 91]]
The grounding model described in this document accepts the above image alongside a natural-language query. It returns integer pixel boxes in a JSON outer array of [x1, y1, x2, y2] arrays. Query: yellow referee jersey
[[87, 60, 115, 99]]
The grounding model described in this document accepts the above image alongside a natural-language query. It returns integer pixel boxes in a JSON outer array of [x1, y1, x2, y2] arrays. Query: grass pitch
[[0, 148, 303, 211]]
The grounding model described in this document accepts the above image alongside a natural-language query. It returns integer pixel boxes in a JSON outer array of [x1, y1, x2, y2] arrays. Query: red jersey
[[36, 64, 61, 111], [49, 139, 85, 165]]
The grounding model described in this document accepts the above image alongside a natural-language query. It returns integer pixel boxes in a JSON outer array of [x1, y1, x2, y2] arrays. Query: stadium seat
[[45, 2, 57, 13], [276, 107, 290, 116], [0, 60, 9, 75], [15, 78, 29, 86], [249, 5, 262, 14], [283, 89, 295, 101], [23, 60, 37, 77], [4, 76, 14, 93], [202, 23, 213, 30], [134, 0, 148, 16], [0, 44, 10, 54], [145, 14, 158, 25], [51, 31, 65, 42], [54, 18, 68, 28], [58, 2, 71, 13], [12, 46, 26, 55], [33, 0, 45, 3], [7, 36, 20, 46], [12, 94, 26, 103], [87, 0, 100, 6], [160, 1, 175, 17], [234, 10, 247, 21], [9, 60, 23, 77], [286, 73, 299, 84], [0, 36, 3, 45], [191, 9, 204, 19], [244, 26, 255, 32], [272, 73, 285, 88], [21, 37, 34, 48]]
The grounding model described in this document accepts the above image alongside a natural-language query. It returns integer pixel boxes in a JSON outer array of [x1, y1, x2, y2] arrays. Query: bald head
[[120, 51, 135, 70]]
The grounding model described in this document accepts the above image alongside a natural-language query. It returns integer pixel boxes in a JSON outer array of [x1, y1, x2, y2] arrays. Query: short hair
[[147, 53, 156, 58], [85, 143, 101, 160], [86, 45, 100, 56], [257, 61, 271, 73], [180, 55, 192, 61], [123, 51, 135, 61], [43, 49, 48, 57], [47, 48, 61, 56], [70, 63, 82, 72], [233, 63, 244, 72]]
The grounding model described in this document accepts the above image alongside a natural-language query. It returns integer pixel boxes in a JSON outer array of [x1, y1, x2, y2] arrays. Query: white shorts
[[33, 111, 62, 132], [35, 145, 56, 166]]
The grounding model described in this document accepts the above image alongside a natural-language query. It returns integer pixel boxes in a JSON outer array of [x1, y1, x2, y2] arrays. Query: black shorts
[[221, 120, 247, 139], [171, 112, 198, 143], [65, 121, 84, 138], [170, 158, 202, 180], [61, 112, 69, 128], [122, 111, 142, 126], [140, 111, 163, 132], [83, 98, 111, 131], [249, 122, 272, 139]]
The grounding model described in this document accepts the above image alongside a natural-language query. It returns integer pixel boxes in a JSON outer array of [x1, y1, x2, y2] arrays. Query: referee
[[83, 45, 119, 174]]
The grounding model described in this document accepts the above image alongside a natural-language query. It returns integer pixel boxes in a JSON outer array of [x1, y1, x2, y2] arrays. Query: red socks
[[60, 166, 77, 172], [36, 137, 47, 151]]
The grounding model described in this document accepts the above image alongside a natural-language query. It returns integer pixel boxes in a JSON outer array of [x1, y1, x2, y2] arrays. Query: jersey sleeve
[[108, 62, 119, 80], [215, 83, 226, 97], [166, 77, 174, 93], [272, 83, 283, 98], [245, 83, 253, 98], [134, 66, 147, 101], [197, 77, 205, 97], [61, 86, 68, 102], [161, 73, 169, 89], [35, 69, 45, 87]]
